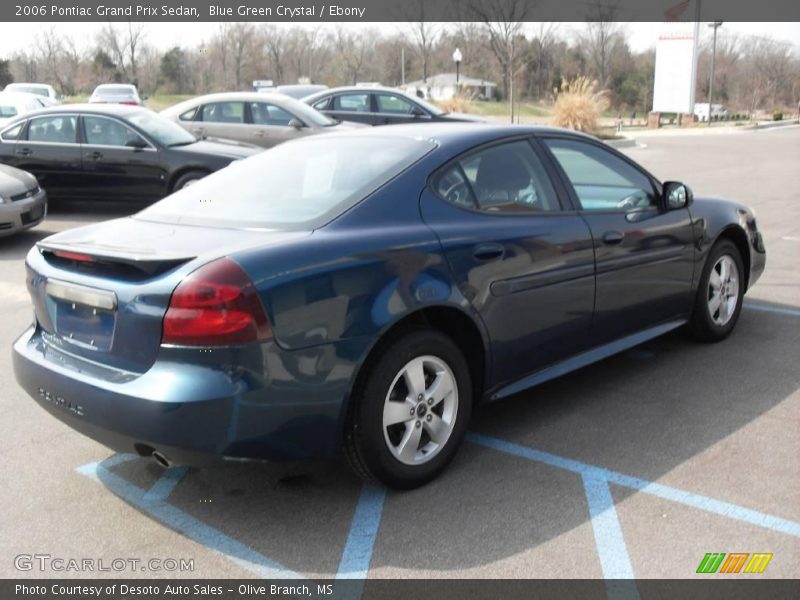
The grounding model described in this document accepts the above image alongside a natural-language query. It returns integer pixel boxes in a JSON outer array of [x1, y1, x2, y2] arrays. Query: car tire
[[688, 239, 745, 343], [344, 330, 472, 489], [173, 170, 207, 191]]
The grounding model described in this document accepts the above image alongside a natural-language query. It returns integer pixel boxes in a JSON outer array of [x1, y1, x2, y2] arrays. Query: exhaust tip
[[151, 451, 171, 468]]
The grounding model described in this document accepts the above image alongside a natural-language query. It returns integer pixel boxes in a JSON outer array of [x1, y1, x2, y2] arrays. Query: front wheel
[[344, 330, 472, 489], [689, 239, 745, 342]]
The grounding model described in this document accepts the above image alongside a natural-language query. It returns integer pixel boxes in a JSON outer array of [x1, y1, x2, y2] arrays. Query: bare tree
[[125, 22, 146, 84], [406, 0, 438, 83], [334, 28, 372, 85], [466, 0, 531, 108], [262, 25, 288, 84], [581, 2, 623, 89]]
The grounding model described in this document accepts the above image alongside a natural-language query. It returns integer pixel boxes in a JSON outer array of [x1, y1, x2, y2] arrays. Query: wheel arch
[[167, 166, 210, 193], [714, 225, 751, 290], [345, 304, 490, 424]]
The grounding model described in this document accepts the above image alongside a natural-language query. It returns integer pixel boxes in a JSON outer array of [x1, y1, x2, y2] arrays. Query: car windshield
[[126, 111, 196, 146], [414, 96, 447, 116], [97, 86, 135, 96], [136, 135, 435, 230], [285, 99, 337, 127]]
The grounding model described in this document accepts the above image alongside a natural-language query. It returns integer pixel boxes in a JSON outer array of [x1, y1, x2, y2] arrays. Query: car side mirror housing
[[663, 181, 693, 210], [126, 138, 147, 150], [288, 118, 304, 129], [411, 107, 428, 118]]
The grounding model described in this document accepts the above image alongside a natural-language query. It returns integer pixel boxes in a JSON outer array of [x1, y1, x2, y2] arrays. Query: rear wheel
[[689, 239, 745, 342], [344, 330, 472, 489]]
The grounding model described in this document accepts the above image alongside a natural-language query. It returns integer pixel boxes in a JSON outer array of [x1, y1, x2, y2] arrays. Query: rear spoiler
[[37, 241, 194, 278]]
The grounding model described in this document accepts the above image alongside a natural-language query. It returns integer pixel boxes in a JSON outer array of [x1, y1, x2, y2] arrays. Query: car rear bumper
[[0, 189, 47, 237], [12, 326, 367, 465]]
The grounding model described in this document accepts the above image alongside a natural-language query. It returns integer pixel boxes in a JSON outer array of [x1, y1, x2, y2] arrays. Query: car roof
[[314, 121, 599, 146], [302, 86, 407, 101], [0, 91, 45, 105], [5, 83, 53, 90], [94, 83, 137, 89], [8, 103, 150, 120], [160, 91, 307, 114]]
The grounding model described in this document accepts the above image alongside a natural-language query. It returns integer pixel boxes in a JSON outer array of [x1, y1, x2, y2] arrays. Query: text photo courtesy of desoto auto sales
[[0, 1, 798, 599]]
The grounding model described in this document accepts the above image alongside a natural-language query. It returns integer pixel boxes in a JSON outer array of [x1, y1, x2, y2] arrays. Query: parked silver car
[[89, 84, 143, 106], [0, 92, 48, 127], [0, 164, 46, 237], [160, 92, 364, 149]]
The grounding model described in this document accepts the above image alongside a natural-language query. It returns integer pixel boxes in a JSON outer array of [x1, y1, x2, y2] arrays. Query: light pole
[[453, 48, 462, 88], [707, 21, 723, 126]]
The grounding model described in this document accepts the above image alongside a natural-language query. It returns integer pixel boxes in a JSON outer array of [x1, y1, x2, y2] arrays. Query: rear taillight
[[120, 101, 139, 105], [162, 258, 271, 346]]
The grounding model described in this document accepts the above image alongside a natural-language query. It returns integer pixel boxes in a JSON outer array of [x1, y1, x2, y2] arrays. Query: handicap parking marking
[[744, 303, 800, 317], [468, 433, 800, 539], [143, 466, 189, 503], [77, 455, 310, 581]]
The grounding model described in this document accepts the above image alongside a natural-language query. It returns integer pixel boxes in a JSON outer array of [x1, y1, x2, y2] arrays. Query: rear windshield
[[96, 86, 135, 96], [7, 85, 47, 97], [136, 135, 435, 230], [0, 105, 18, 117]]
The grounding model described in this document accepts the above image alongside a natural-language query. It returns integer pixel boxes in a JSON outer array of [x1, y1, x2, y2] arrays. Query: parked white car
[[3, 83, 60, 105], [694, 103, 729, 122], [0, 92, 48, 126]]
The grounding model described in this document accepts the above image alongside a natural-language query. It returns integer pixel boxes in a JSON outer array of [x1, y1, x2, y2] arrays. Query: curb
[[604, 137, 637, 149]]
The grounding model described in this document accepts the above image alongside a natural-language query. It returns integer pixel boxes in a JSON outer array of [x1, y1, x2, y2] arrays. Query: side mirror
[[288, 118, 304, 129], [410, 106, 428, 118], [663, 181, 693, 210], [126, 138, 147, 150]]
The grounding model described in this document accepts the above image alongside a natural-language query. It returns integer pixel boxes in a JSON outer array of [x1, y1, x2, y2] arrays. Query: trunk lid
[[28, 217, 309, 374]]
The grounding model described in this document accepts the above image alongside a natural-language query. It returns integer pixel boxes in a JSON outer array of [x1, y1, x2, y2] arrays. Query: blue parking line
[[467, 433, 800, 538], [744, 303, 800, 317], [336, 483, 386, 581], [77, 457, 309, 580], [582, 474, 637, 582], [143, 467, 188, 503]]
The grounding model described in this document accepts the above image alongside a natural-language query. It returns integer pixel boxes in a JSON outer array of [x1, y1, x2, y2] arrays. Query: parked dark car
[[302, 86, 484, 126], [12, 125, 765, 489], [0, 104, 258, 203]]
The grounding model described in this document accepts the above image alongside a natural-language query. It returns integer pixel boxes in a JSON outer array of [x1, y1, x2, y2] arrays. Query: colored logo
[[696, 552, 773, 574]]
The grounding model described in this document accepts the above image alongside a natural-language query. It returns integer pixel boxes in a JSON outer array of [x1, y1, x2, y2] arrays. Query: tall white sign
[[652, 20, 700, 113]]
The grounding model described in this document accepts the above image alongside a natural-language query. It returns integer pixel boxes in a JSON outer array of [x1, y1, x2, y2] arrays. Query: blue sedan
[[12, 124, 765, 488]]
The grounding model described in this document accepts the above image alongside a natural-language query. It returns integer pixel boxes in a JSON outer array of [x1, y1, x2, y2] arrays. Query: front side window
[[334, 93, 371, 112], [137, 136, 435, 230], [434, 140, 561, 213], [84, 116, 145, 147], [375, 94, 415, 115], [27, 115, 78, 143], [200, 102, 245, 124], [249, 102, 295, 127], [544, 138, 657, 211]]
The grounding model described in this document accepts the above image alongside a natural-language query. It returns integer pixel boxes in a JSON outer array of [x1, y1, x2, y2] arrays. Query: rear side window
[[334, 93, 371, 112], [137, 136, 435, 230], [434, 140, 561, 213], [27, 115, 78, 143], [179, 107, 198, 121], [200, 102, 245, 124]]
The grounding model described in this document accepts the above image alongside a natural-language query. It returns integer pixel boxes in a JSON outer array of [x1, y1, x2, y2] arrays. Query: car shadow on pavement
[[82, 300, 800, 577]]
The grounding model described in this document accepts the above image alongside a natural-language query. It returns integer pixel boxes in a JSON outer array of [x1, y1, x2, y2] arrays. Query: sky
[[0, 21, 797, 58]]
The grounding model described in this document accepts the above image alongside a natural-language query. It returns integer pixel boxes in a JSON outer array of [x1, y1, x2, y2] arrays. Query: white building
[[404, 73, 497, 101], [693, 103, 729, 121]]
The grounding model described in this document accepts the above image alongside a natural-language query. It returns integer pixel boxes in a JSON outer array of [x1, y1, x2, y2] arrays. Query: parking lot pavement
[[1, 128, 798, 583]]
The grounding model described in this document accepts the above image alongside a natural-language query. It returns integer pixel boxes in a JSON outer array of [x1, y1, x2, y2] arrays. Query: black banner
[[3, 579, 800, 600], [1, 0, 800, 22]]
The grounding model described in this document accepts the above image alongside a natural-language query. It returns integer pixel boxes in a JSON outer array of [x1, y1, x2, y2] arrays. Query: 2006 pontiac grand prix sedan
[[12, 124, 765, 489]]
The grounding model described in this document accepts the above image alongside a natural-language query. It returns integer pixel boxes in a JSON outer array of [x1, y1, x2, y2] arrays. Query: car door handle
[[86, 151, 103, 160], [15, 148, 32, 156], [472, 243, 505, 261], [602, 231, 624, 245], [253, 130, 266, 137]]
